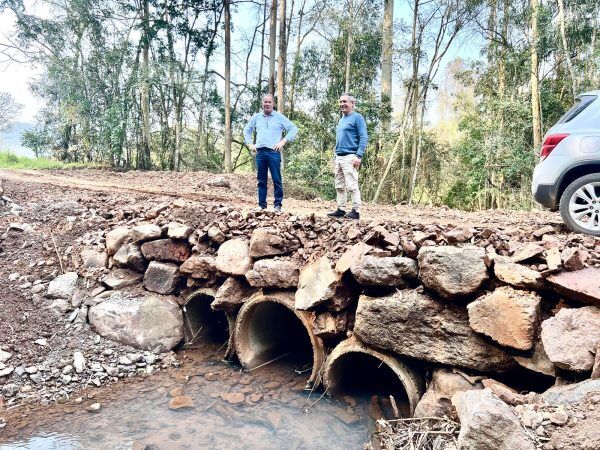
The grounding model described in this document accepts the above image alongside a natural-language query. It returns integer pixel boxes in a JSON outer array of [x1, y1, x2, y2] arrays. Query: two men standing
[[244, 92, 368, 219]]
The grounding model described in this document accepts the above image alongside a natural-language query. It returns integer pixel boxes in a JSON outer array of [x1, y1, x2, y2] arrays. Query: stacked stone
[[73, 202, 600, 449]]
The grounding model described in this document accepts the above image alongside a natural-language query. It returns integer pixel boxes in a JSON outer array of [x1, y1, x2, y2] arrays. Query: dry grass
[[366, 416, 460, 450]]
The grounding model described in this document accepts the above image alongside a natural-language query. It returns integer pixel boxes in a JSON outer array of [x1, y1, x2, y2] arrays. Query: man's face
[[339, 96, 355, 114], [262, 97, 274, 114]]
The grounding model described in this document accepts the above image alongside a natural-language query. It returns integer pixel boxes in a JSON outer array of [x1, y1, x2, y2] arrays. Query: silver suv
[[532, 90, 600, 235]]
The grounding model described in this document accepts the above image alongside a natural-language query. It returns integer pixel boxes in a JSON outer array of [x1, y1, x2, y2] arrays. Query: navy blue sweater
[[335, 112, 368, 158]]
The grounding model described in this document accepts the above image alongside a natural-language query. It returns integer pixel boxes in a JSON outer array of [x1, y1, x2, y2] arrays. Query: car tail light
[[540, 134, 569, 160]]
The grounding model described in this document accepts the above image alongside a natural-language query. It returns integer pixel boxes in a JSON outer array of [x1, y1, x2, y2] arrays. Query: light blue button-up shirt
[[243, 110, 298, 149]]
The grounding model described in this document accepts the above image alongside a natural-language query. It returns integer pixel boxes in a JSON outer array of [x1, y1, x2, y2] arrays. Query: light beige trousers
[[334, 154, 361, 212]]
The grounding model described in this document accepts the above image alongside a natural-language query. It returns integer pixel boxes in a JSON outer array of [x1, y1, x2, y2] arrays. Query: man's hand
[[249, 144, 257, 154], [353, 156, 362, 169], [273, 139, 287, 151]]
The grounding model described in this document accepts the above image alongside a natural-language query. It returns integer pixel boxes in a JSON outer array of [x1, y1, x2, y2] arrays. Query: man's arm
[[243, 114, 257, 149], [281, 115, 298, 142], [273, 114, 298, 151], [356, 114, 368, 159]]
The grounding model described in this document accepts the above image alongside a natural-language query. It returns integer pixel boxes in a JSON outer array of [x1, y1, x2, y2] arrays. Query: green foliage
[[21, 126, 53, 157], [5, 0, 599, 213], [0, 151, 98, 169]]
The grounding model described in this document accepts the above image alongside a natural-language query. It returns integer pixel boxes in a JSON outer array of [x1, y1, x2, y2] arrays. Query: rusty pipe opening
[[323, 338, 425, 416], [183, 289, 229, 347], [234, 292, 325, 387]]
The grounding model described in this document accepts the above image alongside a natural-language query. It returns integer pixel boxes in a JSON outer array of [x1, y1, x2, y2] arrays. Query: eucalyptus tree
[[0, 92, 20, 131]]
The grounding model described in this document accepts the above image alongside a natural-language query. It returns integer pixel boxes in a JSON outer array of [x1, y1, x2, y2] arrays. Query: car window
[[557, 95, 597, 124]]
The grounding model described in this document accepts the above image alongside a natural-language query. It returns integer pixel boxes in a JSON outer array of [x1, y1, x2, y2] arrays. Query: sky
[[0, 1, 483, 125], [0, 8, 43, 122]]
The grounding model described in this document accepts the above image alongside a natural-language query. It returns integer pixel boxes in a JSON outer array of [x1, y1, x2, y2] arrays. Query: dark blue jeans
[[256, 147, 283, 208]]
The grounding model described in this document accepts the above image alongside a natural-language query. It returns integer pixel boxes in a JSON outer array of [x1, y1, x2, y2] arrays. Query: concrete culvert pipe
[[183, 288, 230, 350], [234, 292, 325, 387], [323, 337, 425, 416]]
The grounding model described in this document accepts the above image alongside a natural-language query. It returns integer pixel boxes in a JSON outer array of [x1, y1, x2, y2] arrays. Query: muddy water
[[1, 344, 378, 450]]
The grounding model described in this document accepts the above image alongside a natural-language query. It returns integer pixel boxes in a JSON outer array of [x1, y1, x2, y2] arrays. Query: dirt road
[[0, 168, 563, 230]]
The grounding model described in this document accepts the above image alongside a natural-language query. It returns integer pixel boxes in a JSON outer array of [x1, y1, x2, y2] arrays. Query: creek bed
[[0, 343, 389, 449]]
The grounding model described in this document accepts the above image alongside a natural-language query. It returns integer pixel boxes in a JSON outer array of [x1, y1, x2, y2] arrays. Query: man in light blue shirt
[[328, 93, 368, 220], [243, 94, 298, 212]]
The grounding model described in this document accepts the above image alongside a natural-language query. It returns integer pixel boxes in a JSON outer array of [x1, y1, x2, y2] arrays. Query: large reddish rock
[[511, 243, 544, 263], [141, 239, 190, 263], [168, 395, 195, 410], [211, 277, 258, 313], [467, 286, 541, 351], [312, 310, 352, 339], [493, 256, 544, 290], [354, 290, 515, 372], [179, 255, 217, 279], [547, 267, 600, 307], [418, 246, 489, 299], [513, 340, 556, 377], [561, 247, 589, 271], [350, 256, 418, 287], [295, 256, 340, 310], [541, 306, 600, 372], [245, 259, 300, 288], [335, 242, 372, 273], [248, 228, 299, 258], [414, 368, 483, 419], [216, 238, 252, 276]]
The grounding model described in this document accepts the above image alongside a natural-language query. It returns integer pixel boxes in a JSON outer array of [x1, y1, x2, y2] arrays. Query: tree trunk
[[139, 0, 152, 170], [268, 0, 277, 94], [408, 0, 419, 203], [530, 0, 542, 152], [288, 0, 306, 118], [380, 0, 393, 134], [276, 0, 287, 113], [257, 0, 267, 111], [196, 6, 222, 154], [557, 0, 576, 99], [344, 0, 354, 93], [224, 0, 232, 173], [166, 11, 181, 171], [498, 0, 509, 99]]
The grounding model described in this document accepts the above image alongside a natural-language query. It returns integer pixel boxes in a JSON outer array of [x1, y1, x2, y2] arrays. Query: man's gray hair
[[340, 92, 356, 103], [262, 93, 275, 102]]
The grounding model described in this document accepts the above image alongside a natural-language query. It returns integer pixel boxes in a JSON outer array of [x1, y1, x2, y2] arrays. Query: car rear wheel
[[559, 173, 600, 236]]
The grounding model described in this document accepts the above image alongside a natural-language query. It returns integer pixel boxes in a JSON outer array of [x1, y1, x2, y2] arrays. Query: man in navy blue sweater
[[327, 93, 368, 220]]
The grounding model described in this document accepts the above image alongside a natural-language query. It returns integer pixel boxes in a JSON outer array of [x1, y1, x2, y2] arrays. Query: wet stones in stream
[[168, 395, 195, 410]]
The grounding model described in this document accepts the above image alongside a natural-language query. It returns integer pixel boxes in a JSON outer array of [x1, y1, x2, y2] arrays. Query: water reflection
[[1, 345, 373, 450]]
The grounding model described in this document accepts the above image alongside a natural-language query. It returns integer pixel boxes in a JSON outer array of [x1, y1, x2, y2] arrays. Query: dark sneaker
[[327, 208, 346, 218], [345, 209, 360, 220]]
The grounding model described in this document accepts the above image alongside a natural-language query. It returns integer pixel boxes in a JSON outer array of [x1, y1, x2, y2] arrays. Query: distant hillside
[[0, 122, 35, 157]]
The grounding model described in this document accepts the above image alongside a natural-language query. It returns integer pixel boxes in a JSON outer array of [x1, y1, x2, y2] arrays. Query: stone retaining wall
[[71, 203, 600, 412]]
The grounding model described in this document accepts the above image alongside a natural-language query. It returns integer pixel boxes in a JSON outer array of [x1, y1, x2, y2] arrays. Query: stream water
[[0, 344, 379, 450]]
